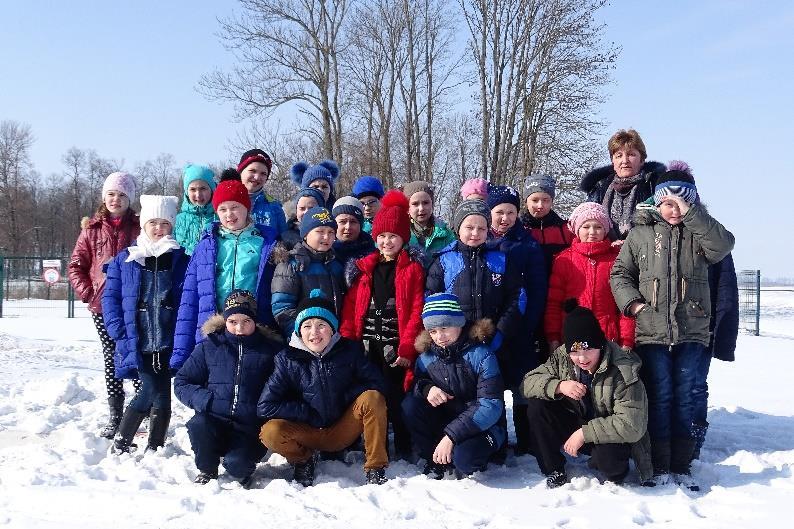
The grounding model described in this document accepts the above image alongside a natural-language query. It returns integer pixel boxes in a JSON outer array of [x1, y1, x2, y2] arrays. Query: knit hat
[[237, 149, 273, 174], [294, 187, 326, 208], [139, 195, 179, 228], [212, 169, 251, 211], [223, 289, 258, 320], [524, 173, 556, 199], [653, 162, 697, 206], [182, 164, 216, 193], [102, 172, 136, 204], [567, 201, 612, 236], [290, 160, 340, 189], [563, 299, 606, 354], [460, 178, 489, 199], [401, 180, 434, 201], [371, 190, 411, 242], [352, 176, 385, 199], [422, 293, 466, 330], [332, 196, 365, 226], [300, 206, 337, 239], [452, 199, 491, 233], [294, 289, 339, 335], [487, 184, 521, 211]]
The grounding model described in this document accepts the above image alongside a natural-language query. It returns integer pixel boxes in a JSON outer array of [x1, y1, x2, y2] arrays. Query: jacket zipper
[[231, 233, 240, 290], [652, 278, 659, 309], [151, 255, 159, 348], [231, 342, 243, 417]]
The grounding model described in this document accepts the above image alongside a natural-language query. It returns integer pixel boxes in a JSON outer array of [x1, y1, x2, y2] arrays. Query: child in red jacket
[[340, 190, 425, 460], [544, 202, 635, 351]]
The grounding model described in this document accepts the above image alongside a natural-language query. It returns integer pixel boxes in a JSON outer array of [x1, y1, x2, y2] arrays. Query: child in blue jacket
[[103, 195, 189, 453], [174, 164, 217, 255], [237, 149, 287, 235]]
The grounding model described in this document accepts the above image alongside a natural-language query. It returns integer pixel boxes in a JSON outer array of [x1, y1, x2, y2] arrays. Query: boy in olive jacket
[[522, 300, 651, 488], [610, 167, 734, 490]]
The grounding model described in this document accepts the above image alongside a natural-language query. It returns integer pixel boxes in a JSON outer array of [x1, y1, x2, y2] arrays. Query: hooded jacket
[[174, 200, 217, 255], [408, 218, 456, 268]]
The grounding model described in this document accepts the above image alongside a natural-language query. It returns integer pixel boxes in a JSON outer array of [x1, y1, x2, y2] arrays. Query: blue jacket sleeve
[[425, 256, 446, 296], [102, 255, 126, 341], [412, 354, 435, 399], [171, 254, 199, 371], [271, 260, 300, 336], [173, 342, 213, 413], [257, 352, 312, 422]]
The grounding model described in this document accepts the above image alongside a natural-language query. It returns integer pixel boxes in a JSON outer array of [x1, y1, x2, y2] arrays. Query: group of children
[[67, 128, 736, 491]]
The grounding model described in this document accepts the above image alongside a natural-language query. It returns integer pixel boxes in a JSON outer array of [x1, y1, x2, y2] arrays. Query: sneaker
[[422, 462, 452, 480], [642, 472, 671, 487], [293, 457, 316, 487], [365, 467, 387, 485], [546, 470, 568, 488], [673, 472, 700, 492], [194, 471, 218, 484]]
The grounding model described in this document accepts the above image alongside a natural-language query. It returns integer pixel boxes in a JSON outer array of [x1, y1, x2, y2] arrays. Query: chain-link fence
[[738, 269, 760, 336], [0, 256, 80, 318]]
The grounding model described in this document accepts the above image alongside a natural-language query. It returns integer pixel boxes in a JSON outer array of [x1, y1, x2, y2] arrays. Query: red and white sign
[[43, 268, 60, 285]]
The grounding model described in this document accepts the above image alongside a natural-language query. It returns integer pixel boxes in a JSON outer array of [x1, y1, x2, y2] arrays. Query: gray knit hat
[[524, 173, 556, 199], [452, 199, 491, 233]]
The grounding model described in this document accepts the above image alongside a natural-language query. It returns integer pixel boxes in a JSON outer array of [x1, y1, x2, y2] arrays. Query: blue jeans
[[637, 343, 704, 441], [128, 351, 171, 413], [692, 351, 711, 427], [187, 413, 267, 478]]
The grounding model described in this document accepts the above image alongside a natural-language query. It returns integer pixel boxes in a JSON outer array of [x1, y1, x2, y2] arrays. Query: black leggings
[[91, 312, 140, 398]]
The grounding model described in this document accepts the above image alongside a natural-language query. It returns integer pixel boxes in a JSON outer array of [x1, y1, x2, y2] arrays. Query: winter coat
[[102, 248, 189, 378], [214, 223, 266, 308], [580, 161, 666, 207], [250, 192, 288, 235], [545, 238, 635, 349], [257, 335, 385, 428], [174, 200, 217, 255], [489, 223, 547, 385], [413, 319, 506, 447], [171, 222, 277, 371], [610, 204, 735, 347], [521, 341, 652, 482], [708, 253, 739, 361], [426, 240, 525, 347], [519, 209, 575, 277], [333, 232, 376, 269], [271, 242, 346, 337], [408, 218, 456, 268], [68, 211, 140, 314], [340, 247, 425, 391], [174, 315, 282, 435], [280, 217, 302, 251]]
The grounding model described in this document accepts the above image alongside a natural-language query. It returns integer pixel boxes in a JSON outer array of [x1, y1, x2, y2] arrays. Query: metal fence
[[738, 269, 760, 336], [0, 255, 78, 318]]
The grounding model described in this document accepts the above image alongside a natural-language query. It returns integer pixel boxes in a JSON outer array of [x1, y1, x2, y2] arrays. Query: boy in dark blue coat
[[174, 290, 282, 487], [103, 195, 189, 453], [258, 290, 389, 486], [402, 293, 506, 478]]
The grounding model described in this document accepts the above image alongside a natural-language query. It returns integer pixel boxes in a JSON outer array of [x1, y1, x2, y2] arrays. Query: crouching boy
[[258, 290, 389, 486], [402, 293, 506, 478], [174, 290, 283, 487], [521, 300, 652, 488]]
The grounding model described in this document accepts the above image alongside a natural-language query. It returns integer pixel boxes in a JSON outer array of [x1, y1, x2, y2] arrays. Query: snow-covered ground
[[1, 290, 792, 528]]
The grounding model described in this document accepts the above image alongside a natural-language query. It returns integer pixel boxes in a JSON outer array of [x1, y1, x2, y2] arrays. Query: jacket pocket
[[685, 300, 708, 318]]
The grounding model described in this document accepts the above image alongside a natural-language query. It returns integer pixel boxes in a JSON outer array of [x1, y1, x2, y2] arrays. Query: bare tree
[[0, 121, 35, 255]]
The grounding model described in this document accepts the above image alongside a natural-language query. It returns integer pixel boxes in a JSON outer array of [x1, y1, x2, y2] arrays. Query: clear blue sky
[[1, 1, 792, 277]]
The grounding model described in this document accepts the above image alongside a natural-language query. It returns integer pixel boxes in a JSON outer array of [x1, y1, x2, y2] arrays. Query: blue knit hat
[[300, 206, 337, 239], [290, 160, 340, 189], [487, 184, 520, 210], [294, 187, 326, 208], [422, 293, 466, 330], [653, 168, 697, 207], [183, 164, 217, 193], [294, 289, 339, 335], [332, 195, 365, 225], [352, 176, 385, 199]]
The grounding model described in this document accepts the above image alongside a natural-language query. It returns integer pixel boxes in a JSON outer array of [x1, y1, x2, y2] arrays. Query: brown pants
[[260, 390, 389, 470]]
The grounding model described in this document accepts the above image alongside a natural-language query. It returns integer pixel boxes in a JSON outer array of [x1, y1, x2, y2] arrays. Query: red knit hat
[[371, 190, 411, 242], [212, 169, 251, 211]]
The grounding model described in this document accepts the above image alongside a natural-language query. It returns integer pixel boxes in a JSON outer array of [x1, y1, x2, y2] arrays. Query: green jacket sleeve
[[610, 233, 644, 316], [582, 378, 648, 445], [521, 347, 566, 400], [681, 204, 735, 264]]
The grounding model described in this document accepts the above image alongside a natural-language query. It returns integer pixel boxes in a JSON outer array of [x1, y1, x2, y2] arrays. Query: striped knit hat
[[653, 166, 697, 207], [422, 293, 466, 330], [294, 289, 339, 335]]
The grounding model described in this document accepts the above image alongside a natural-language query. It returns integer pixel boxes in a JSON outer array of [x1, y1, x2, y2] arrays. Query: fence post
[[67, 282, 75, 318], [754, 270, 761, 336]]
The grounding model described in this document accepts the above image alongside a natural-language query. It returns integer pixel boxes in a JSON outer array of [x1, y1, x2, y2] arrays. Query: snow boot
[[112, 407, 147, 453], [293, 455, 316, 487], [99, 395, 124, 439], [146, 407, 171, 451], [365, 467, 387, 485], [546, 470, 568, 489], [670, 437, 698, 491], [194, 470, 218, 484], [422, 462, 452, 480]]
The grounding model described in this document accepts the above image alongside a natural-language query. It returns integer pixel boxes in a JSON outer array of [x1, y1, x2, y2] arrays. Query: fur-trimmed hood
[[200, 313, 284, 343], [580, 161, 666, 194], [414, 318, 495, 353]]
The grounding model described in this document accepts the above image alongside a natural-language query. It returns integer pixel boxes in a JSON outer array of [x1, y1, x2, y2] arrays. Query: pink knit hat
[[568, 202, 612, 235], [102, 172, 137, 204], [460, 178, 489, 199]]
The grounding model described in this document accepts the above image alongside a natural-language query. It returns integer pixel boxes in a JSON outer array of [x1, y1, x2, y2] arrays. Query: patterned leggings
[[91, 312, 141, 398]]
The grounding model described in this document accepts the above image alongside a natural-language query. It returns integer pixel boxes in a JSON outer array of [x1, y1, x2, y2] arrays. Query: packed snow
[[1, 290, 792, 528]]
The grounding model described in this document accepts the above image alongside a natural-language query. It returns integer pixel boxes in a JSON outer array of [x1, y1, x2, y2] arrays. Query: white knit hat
[[139, 195, 179, 227]]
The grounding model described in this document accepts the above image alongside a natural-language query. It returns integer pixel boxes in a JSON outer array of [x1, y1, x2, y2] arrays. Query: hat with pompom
[[371, 190, 411, 242], [654, 160, 697, 207], [294, 289, 339, 335], [212, 168, 251, 211], [290, 160, 340, 189], [563, 299, 606, 354], [461, 178, 489, 200]]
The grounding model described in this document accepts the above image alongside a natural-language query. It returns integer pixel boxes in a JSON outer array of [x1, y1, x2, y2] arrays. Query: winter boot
[[670, 437, 699, 491], [365, 467, 387, 485], [644, 438, 672, 486], [422, 462, 452, 480], [194, 470, 218, 484], [546, 470, 568, 488], [112, 407, 148, 453], [293, 455, 316, 487], [690, 421, 708, 461], [99, 395, 125, 439], [146, 407, 171, 451], [512, 404, 532, 456]]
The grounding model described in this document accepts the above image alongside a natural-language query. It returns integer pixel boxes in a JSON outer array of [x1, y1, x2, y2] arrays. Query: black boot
[[690, 421, 708, 461], [293, 456, 316, 487], [99, 395, 124, 439], [513, 404, 531, 455], [112, 407, 148, 453], [146, 408, 171, 451], [671, 437, 697, 475]]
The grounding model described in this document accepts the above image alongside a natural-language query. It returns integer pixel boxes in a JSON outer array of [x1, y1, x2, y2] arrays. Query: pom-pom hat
[[290, 160, 340, 189], [295, 289, 339, 335], [654, 161, 697, 207], [212, 169, 251, 211], [371, 190, 411, 242]]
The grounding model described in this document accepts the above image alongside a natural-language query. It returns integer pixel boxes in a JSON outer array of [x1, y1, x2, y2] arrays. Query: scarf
[[125, 234, 181, 265], [410, 216, 435, 246], [602, 173, 646, 238]]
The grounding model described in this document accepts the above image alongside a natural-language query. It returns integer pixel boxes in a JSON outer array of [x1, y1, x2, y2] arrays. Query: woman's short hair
[[607, 129, 647, 162]]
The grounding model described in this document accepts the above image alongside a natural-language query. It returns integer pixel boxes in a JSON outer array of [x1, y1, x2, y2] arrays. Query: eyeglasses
[[361, 199, 380, 207]]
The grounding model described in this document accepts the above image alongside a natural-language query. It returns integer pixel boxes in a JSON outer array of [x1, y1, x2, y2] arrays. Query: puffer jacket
[[68, 211, 140, 313], [257, 334, 385, 428], [426, 240, 525, 347], [102, 248, 189, 378], [412, 319, 506, 447], [708, 253, 739, 361], [521, 341, 652, 482], [580, 161, 666, 206], [340, 247, 425, 390], [250, 191, 287, 235], [174, 199, 217, 255], [281, 217, 302, 250], [174, 315, 282, 435], [519, 209, 575, 276], [545, 238, 635, 349], [270, 242, 346, 337], [171, 222, 277, 371], [214, 224, 267, 309], [408, 217, 456, 268], [333, 231, 376, 269], [610, 204, 735, 347]]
